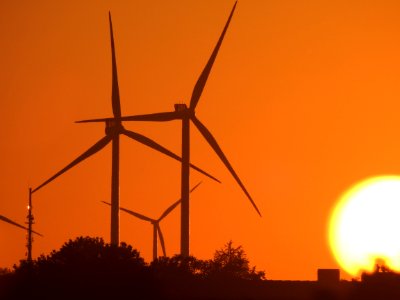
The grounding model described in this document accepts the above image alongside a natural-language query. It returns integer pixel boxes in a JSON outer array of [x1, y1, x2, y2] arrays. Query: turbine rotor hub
[[105, 119, 124, 136], [174, 103, 188, 111], [174, 103, 194, 118]]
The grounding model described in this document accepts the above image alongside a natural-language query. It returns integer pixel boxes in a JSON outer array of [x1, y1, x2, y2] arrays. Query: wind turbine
[[102, 182, 202, 260], [76, 2, 261, 256], [32, 13, 219, 246]]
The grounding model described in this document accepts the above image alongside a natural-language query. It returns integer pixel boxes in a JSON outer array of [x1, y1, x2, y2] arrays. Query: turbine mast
[[111, 133, 120, 246], [179, 104, 190, 257], [153, 224, 158, 261]]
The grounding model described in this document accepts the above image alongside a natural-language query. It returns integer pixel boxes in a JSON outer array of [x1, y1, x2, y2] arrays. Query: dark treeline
[[0, 237, 265, 300], [2, 237, 400, 300]]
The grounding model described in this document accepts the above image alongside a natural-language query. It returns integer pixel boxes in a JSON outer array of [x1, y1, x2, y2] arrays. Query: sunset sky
[[2, 0, 400, 280]]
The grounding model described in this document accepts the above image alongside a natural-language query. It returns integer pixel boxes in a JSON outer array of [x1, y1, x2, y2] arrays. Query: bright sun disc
[[329, 176, 400, 276]]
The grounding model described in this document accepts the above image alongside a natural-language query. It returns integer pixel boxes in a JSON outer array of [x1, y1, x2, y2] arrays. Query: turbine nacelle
[[105, 119, 124, 136], [174, 103, 188, 112], [174, 103, 195, 119]]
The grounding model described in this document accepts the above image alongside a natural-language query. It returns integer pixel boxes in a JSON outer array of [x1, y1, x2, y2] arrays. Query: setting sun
[[329, 176, 400, 276]]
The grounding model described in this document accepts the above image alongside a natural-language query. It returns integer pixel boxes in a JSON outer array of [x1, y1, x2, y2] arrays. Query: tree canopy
[[2, 237, 265, 300], [206, 240, 265, 280]]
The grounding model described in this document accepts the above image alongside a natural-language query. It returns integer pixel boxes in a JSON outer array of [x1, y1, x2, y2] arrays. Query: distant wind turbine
[[102, 182, 202, 260], [76, 1, 261, 256], [32, 13, 219, 247]]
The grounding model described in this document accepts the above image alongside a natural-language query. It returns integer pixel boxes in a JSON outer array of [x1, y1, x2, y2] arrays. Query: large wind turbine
[[102, 182, 202, 260], [77, 2, 261, 256], [32, 13, 219, 246]]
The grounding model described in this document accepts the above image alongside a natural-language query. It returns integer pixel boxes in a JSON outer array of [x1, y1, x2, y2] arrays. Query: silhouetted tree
[[150, 242, 265, 281], [6, 238, 267, 300], [12, 236, 158, 300], [36, 236, 143, 268], [206, 240, 265, 280], [150, 255, 208, 278]]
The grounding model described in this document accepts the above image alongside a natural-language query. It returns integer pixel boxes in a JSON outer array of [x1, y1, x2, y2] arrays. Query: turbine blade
[[157, 224, 166, 256], [0, 215, 44, 236], [32, 230, 44, 237], [158, 182, 202, 221], [109, 12, 121, 119], [191, 116, 261, 216], [101, 201, 154, 222], [122, 129, 221, 183], [75, 111, 179, 124], [75, 117, 114, 123], [119, 111, 180, 122], [158, 200, 180, 222], [189, 1, 237, 110], [32, 136, 112, 193], [190, 181, 202, 193], [0, 215, 28, 231]]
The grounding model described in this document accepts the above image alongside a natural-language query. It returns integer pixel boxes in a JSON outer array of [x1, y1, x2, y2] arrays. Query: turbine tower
[[102, 182, 201, 260], [32, 13, 218, 246], [77, 2, 261, 256]]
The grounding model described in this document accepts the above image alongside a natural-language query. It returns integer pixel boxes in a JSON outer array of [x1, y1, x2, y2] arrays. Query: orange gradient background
[[2, 0, 400, 280]]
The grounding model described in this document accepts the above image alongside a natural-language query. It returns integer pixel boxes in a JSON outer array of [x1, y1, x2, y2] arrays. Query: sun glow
[[329, 176, 400, 276]]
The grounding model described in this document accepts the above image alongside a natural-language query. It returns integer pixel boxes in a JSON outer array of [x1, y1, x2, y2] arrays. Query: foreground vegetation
[[0, 237, 265, 299], [3, 238, 400, 299]]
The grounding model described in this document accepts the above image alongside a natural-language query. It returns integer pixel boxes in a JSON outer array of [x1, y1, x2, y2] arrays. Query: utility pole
[[26, 188, 33, 264]]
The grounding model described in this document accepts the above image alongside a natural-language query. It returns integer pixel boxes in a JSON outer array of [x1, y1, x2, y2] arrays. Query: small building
[[317, 269, 340, 284]]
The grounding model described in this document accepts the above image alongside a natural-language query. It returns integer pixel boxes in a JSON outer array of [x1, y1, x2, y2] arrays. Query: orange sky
[[2, 0, 400, 280]]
